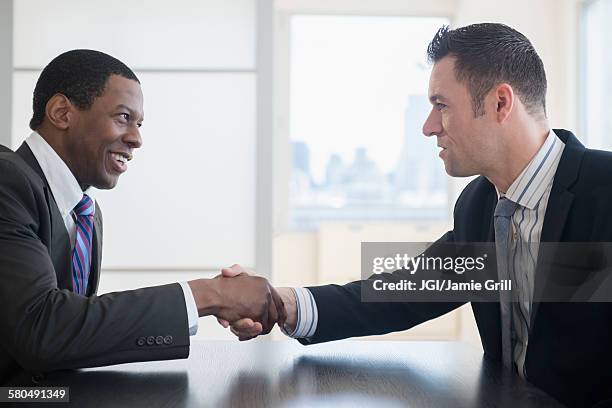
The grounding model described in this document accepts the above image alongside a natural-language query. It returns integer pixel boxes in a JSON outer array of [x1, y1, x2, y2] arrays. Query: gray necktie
[[494, 197, 519, 369]]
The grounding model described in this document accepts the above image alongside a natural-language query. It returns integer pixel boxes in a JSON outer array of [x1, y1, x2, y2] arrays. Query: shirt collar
[[25, 131, 95, 217], [497, 129, 565, 209]]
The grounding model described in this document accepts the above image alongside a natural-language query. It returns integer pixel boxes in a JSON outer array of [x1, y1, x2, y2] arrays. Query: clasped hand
[[188, 265, 288, 341], [216, 265, 293, 341]]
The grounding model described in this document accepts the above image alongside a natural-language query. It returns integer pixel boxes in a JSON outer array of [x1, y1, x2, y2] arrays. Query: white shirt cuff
[[283, 287, 318, 339], [179, 281, 199, 336]]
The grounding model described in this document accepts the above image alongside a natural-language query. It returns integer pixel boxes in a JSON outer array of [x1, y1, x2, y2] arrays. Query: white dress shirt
[[25, 131, 199, 336], [288, 130, 566, 372]]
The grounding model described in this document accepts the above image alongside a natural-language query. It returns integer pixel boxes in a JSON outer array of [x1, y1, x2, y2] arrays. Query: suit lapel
[[530, 129, 585, 328], [45, 186, 74, 291], [463, 179, 502, 360], [16, 143, 75, 291], [17, 142, 104, 296]]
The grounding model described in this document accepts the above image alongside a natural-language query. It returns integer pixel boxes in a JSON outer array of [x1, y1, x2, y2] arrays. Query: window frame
[[273, 1, 456, 233]]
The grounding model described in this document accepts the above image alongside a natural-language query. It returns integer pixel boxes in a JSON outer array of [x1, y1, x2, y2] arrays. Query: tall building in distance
[[290, 141, 313, 203], [394, 95, 446, 195], [292, 141, 311, 176], [325, 154, 345, 187]]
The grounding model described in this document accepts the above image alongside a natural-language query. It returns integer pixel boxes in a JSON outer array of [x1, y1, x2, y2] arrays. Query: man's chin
[[93, 176, 120, 190], [443, 161, 476, 178], [442, 160, 456, 177]]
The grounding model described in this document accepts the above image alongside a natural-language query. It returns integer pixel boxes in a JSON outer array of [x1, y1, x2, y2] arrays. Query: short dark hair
[[427, 23, 547, 118], [30, 49, 140, 130]]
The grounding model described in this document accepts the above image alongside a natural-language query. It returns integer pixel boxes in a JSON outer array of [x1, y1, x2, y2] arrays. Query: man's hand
[[187, 271, 286, 335], [216, 265, 298, 341]]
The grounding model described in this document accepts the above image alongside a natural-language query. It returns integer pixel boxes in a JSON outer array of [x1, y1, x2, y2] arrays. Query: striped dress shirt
[[288, 130, 565, 378]]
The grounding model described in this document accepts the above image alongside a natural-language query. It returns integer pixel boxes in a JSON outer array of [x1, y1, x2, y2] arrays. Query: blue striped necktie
[[72, 194, 95, 295]]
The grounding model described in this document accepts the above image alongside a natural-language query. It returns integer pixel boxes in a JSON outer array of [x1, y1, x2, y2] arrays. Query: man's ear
[[493, 83, 514, 123], [44, 94, 75, 130]]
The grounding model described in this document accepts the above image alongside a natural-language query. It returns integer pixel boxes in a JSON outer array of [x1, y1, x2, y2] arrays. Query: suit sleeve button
[[163, 335, 173, 345], [146, 336, 155, 346], [155, 335, 164, 345], [137, 337, 146, 346]]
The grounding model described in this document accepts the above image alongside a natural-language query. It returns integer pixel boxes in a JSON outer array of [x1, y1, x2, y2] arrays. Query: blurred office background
[[0, 0, 609, 348]]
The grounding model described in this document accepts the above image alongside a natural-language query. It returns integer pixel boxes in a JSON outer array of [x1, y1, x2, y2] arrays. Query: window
[[581, 0, 612, 150], [288, 15, 450, 229]]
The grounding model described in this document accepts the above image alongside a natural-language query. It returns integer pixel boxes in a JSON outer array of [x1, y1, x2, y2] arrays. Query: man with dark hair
[[224, 23, 612, 406], [0, 49, 285, 383], [426, 24, 547, 118], [28, 49, 141, 131]]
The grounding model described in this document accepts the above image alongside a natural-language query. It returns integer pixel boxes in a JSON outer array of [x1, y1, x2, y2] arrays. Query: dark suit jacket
[[301, 129, 612, 407], [0, 143, 190, 384]]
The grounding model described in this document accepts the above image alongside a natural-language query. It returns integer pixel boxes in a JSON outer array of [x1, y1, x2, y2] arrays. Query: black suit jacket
[[301, 129, 612, 407], [0, 143, 190, 384]]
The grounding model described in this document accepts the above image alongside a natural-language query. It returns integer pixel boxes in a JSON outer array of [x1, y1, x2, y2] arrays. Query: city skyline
[[290, 95, 448, 229]]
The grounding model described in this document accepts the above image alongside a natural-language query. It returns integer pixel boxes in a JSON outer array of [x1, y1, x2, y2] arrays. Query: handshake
[[187, 265, 296, 340]]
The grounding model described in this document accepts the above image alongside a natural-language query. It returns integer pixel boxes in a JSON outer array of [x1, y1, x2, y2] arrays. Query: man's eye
[[119, 113, 130, 121], [436, 103, 447, 111]]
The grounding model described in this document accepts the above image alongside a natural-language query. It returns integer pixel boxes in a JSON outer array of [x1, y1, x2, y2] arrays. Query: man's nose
[[124, 125, 143, 149], [422, 108, 442, 137]]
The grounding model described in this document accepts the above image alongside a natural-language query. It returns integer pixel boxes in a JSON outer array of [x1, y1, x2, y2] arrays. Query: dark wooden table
[[7, 340, 563, 407]]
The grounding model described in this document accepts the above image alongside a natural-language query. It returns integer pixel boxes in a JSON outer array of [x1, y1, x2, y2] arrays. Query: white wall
[[11, 0, 261, 271], [13, 0, 255, 70]]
